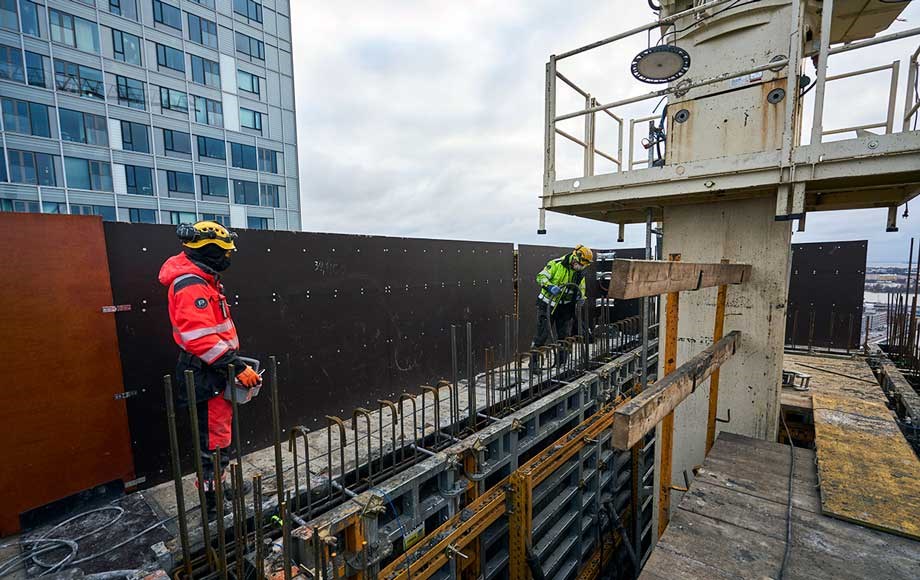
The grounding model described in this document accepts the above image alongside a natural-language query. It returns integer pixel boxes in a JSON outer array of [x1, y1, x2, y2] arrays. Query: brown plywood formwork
[[0, 214, 134, 536]]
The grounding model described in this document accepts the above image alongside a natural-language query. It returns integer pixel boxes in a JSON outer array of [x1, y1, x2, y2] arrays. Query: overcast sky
[[290, 1, 919, 264]]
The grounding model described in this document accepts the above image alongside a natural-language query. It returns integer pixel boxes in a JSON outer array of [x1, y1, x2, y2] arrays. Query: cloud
[[291, 1, 919, 262]]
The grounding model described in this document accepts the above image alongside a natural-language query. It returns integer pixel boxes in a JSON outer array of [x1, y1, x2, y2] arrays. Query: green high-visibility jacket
[[536, 254, 586, 308]]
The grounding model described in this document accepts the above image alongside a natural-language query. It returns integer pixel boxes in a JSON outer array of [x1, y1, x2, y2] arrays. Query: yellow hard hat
[[573, 244, 593, 265], [177, 221, 238, 250]]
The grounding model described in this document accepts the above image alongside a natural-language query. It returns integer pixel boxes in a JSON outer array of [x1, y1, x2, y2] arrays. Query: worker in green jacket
[[531, 245, 593, 368]]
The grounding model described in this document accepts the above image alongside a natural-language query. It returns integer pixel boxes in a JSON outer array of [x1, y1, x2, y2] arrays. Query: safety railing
[[541, 0, 920, 217], [817, 61, 901, 139], [905, 45, 920, 131]]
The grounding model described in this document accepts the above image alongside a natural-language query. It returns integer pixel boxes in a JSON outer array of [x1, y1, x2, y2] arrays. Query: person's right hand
[[549, 285, 561, 295], [237, 366, 261, 388]]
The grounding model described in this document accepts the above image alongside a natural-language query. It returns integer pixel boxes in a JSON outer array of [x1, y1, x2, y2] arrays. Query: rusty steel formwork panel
[[0, 214, 135, 536], [785, 241, 867, 351], [518, 245, 644, 353], [103, 223, 514, 487]]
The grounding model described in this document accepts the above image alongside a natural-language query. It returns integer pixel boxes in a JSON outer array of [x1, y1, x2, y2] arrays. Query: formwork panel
[[785, 241, 867, 351], [103, 223, 514, 486]]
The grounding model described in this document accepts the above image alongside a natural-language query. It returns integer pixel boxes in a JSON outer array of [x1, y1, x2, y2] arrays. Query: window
[[153, 0, 182, 30], [128, 208, 157, 223], [240, 108, 262, 132], [1, 98, 50, 137], [167, 170, 195, 195], [193, 95, 223, 126], [170, 211, 197, 225], [187, 13, 217, 48], [196, 135, 226, 161], [0, 0, 16, 31], [0, 44, 24, 83], [20, 1, 40, 37], [59, 109, 109, 146], [50, 9, 100, 53], [71, 204, 116, 221], [162, 128, 191, 154], [65, 157, 113, 191], [189, 0, 215, 9], [201, 212, 228, 225], [42, 201, 66, 213], [199, 175, 228, 197], [247, 216, 270, 230], [258, 148, 279, 173], [259, 183, 280, 207], [113, 30, 142, 65], [230, 142, 257, 170], [55, 60, 105, 100], [25, 51, 45, 87], [237, 70, 261, 96], [110, 0, 139, 21], [235, 32, 264, 60], [121, 121, 150, 153], [125, 165, 154, 195], [156, 43, 185, 72], [190, 55, 220, 88], [233, 0, 262, 23], [233, 178, 258, 205], [159, 86, 188, 113], [116, 76, 146, 110], [8, 150, 57, 186], [0, 147, 5, 182]]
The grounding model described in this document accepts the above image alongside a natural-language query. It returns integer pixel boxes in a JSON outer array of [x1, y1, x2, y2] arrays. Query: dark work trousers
[[531, 298, 576, 368]]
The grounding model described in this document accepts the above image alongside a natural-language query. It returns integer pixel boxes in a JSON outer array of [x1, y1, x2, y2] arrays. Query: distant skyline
[[291, 2, 918, 262]]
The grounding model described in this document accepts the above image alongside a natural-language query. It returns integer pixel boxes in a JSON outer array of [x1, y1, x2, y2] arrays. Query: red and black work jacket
[[159, 252, 242, 403]]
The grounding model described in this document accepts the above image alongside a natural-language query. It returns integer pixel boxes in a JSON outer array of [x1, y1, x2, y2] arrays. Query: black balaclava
[[186, 244, 232, 273]]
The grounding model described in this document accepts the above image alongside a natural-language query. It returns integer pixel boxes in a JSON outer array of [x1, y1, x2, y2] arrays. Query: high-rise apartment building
[[0, 0, 299, 230]]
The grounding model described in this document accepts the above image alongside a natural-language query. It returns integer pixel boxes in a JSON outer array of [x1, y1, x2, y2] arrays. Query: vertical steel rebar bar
[[269, 356, 284, 506], [184, 370, 214, 571], [253, 474, 264, 580], [451, 325, 459, 430], [281, 493, 293, 580], [213, 448, 228, 580], [164, 376, 193, 578], [467, 322, 475, 429]]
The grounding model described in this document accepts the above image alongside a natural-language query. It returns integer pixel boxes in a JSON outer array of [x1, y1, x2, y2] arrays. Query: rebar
[[163, 376, 193, 578], [254, 474, 264, 580], [183, 370, 214, 571], [352, 408, 374, 485], [269, 356, 285, 506], [326, 415, 349, 499], [398, 394, 419, 460], [420, 386, 440, 447], [466, 322, 475, 429], [281, 493, 293, 580], [213, 448, 228, 580]]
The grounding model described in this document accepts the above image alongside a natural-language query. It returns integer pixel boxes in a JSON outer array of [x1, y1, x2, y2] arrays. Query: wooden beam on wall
[[612, 331, 741, 450], [607, 259, 752, 299]]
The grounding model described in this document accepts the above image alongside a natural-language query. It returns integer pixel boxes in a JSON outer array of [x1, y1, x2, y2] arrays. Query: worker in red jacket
[[158, 220, 261, 514]]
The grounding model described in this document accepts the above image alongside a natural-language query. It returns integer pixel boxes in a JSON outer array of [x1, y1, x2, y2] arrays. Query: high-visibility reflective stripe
[[200, 340, 232, 364], [175, 320, 235, 342], [172, 273, 206, 288]]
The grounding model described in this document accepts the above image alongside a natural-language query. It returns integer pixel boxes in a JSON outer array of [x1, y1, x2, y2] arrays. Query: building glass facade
[[0, 0, 299, 230]]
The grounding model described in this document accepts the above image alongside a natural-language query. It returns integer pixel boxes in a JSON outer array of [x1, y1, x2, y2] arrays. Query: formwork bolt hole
[[267, 248, 271, 252], [142, 247, 147, 252], [573, 180, 581, 188]]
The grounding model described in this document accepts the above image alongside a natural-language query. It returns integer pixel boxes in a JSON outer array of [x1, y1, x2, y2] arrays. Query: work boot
[[224, 478, 253, 501]]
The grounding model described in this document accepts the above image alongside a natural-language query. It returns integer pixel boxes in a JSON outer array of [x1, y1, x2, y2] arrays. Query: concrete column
[[652, 196, 792, 534]]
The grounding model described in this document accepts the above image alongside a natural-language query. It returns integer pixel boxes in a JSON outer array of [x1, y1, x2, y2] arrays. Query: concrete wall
[[652, 196, 792, 532]]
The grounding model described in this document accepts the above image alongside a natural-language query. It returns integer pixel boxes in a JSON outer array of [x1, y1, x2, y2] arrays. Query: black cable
[[648, 0, 661, 11], [779, 413, 796, 579]]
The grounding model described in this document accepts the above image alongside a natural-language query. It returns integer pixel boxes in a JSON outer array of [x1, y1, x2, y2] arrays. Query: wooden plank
[[813, 390, 920, 540], [705, 269, 729, 454], [607, 259, 752, 299], [679, 481, 920, 579], [658, 253, 680, 538], [642, 433, 920, 580], [613, 331, 741, 449]]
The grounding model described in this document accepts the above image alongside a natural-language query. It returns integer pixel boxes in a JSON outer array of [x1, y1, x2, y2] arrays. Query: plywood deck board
[[639, 433, 920, 580], [812, 392, 920, 540]]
